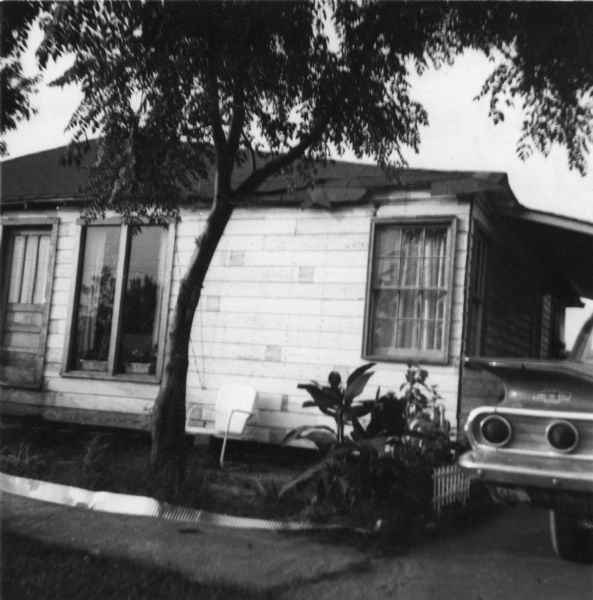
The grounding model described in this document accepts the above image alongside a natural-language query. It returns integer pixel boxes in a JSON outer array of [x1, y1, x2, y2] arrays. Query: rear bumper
[[459, 449, 593, 493], [459, 449, 593, 514]]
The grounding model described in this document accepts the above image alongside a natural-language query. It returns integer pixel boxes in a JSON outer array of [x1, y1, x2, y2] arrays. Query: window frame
[[61, 218, 175, 383], [465, 224, 489, 357], [362, 216, 457, 365], [0, 217, 59, 389]]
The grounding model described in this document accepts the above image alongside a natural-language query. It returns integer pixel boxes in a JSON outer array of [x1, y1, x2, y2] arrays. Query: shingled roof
[[2, 143, 592, 299], [1, 142, 511, 209]]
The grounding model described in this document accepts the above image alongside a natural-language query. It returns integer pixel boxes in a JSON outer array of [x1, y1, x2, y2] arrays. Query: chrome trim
[[480, 415, 512, 447], [459, 451, 593, 494], [463, 405, 593, 460], [546, 420, 580, 454], [466, 405, 593, 423]]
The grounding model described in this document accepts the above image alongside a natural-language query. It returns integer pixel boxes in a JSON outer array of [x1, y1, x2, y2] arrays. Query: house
[[1, 145, 592, 443]]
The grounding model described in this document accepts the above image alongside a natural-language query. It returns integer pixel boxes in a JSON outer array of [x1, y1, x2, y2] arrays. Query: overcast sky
[[3, 27, 592, 345]]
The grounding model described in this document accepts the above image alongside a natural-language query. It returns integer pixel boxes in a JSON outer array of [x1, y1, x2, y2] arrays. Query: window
[[364, 218, 456, 363], [64, 222, 174, 379], [0, 220, 58, 389]]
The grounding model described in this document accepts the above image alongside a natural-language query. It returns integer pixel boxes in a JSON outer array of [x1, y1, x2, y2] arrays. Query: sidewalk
[[2, 492, 375, 594]]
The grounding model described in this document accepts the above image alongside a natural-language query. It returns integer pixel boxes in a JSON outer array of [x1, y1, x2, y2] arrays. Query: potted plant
[[124, 344, 156, 375]]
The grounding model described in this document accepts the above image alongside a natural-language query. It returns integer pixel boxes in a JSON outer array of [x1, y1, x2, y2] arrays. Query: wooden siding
[[185, 196, 470, 442], [2, 195, 471, 439]]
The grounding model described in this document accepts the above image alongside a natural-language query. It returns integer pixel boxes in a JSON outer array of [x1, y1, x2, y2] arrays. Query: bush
[[280, 363, 454, 530]]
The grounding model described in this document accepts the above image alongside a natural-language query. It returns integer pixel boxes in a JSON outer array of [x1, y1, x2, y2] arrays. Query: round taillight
[[480, 415, 512, 447], [546, 420, 579, 453]]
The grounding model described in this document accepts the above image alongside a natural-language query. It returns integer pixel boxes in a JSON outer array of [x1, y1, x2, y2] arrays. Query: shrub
[[280, 363, 453, 530]]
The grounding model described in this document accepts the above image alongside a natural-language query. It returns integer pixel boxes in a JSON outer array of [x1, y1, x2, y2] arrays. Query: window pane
[[72, 227, 120, 370], [119, 227, 167, 374], [396, 290, 421, 348], [370, 290, 398, 353], [376, 226, 401, 257], [401, 228, 422, 287], [20, 235, 39, 303], [424, 228, 447, 288], [374, 257, 400, 287], [33, 235, 51, 303], [7, 235, 25, 303]]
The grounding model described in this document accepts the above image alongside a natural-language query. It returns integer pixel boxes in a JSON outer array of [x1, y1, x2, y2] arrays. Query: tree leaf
[[344, 371, 374, 405], [346, 362, 376, 387], [280, 425, 337, 451]]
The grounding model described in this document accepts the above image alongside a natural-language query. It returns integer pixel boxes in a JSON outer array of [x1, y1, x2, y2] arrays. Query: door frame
[[0, 217, 59, 389]]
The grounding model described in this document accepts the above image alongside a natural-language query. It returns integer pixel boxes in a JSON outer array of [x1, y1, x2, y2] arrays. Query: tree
[[11, 1, 593, 487], [0, 1, 44, 155], [448, 3, 593, 175]]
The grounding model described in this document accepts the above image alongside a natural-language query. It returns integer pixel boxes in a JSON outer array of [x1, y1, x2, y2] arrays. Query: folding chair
[[213, 384, 257, 468]]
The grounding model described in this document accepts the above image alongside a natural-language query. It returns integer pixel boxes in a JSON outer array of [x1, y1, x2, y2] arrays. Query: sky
[[3, 27, 592, 346]]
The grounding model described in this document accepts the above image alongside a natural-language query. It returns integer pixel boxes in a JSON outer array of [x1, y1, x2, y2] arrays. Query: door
[[0, 226, 55, 388]]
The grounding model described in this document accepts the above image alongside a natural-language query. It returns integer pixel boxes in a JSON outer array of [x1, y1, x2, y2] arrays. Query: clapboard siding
[[185, 196, 470, 439], [2, 195, 471, 438]]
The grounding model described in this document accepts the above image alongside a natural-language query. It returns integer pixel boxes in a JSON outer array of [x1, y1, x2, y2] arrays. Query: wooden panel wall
[[3, 195, 471, 439], [184, 196, 470, 442]]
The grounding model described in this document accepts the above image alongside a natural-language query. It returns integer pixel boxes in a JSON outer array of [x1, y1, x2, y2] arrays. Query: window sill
[[60, 370, 161, 384], [363, 353, 450, 366]]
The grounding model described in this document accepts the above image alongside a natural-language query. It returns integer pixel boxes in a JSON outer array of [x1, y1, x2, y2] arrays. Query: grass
[[0, 419, 315, 520], [2, 531, 272, 600]]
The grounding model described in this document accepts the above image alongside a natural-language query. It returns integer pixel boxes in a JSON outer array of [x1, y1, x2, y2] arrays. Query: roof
[[2, 143, 592, 300], [0, 142, 510, 208]]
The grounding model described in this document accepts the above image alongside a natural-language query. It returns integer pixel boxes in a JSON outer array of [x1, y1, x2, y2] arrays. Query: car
[[459, 313, 593, 562]]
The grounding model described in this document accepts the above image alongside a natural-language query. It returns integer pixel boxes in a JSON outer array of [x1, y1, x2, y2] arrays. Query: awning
[[502, 209, 593, 301]]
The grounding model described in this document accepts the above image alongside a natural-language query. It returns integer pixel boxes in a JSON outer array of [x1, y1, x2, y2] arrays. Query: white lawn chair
[[213, 384, 257, 468]]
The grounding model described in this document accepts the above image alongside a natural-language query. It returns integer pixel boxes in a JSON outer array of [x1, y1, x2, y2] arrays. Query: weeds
[[0, 425, 308, 520], [0, 443, 47, 477]]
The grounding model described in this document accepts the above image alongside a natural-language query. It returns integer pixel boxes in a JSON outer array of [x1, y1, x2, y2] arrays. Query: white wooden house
[[1, 145, 592, 442]]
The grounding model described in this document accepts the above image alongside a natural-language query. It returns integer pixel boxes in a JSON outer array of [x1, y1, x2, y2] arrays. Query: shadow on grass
[[2, 531, 272, 600]]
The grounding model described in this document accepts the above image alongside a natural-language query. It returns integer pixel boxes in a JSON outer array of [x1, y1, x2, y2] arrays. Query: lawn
[[0, 418, 316, 520]]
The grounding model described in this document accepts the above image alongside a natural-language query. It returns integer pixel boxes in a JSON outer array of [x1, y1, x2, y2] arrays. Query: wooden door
[[0, 227, 54, 388]]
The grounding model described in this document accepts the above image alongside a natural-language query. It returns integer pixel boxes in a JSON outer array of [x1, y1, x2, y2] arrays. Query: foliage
[[0, 442, 47, 477], [447, 3, 593, 175], [123, 276, 158, 335], [0, 1, 44, 155], [289, 363, 376, 446], [286, 362, 450, 450], [280, 363, 453, 529]]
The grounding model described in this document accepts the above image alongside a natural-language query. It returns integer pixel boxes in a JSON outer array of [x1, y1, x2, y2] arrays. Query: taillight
[[546, 420, 579, 453], [480, 415, 512, 447]]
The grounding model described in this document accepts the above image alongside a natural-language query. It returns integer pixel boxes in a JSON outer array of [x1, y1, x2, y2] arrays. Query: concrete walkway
[[2, 493, 375, 594], [4, 493, 591, 599]]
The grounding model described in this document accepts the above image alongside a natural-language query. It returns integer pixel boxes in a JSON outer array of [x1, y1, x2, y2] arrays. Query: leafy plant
[[284, 363, 376, 448], [280, 363, 454, 529], [127, 344, 157, 364], [77, 433, 112, 488]]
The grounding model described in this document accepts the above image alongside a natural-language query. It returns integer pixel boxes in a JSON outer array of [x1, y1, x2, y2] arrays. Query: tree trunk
[[151, 192, 233, 492]]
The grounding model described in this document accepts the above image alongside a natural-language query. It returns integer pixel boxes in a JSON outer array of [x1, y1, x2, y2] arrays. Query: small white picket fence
[[432, 464, 471, 514]]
